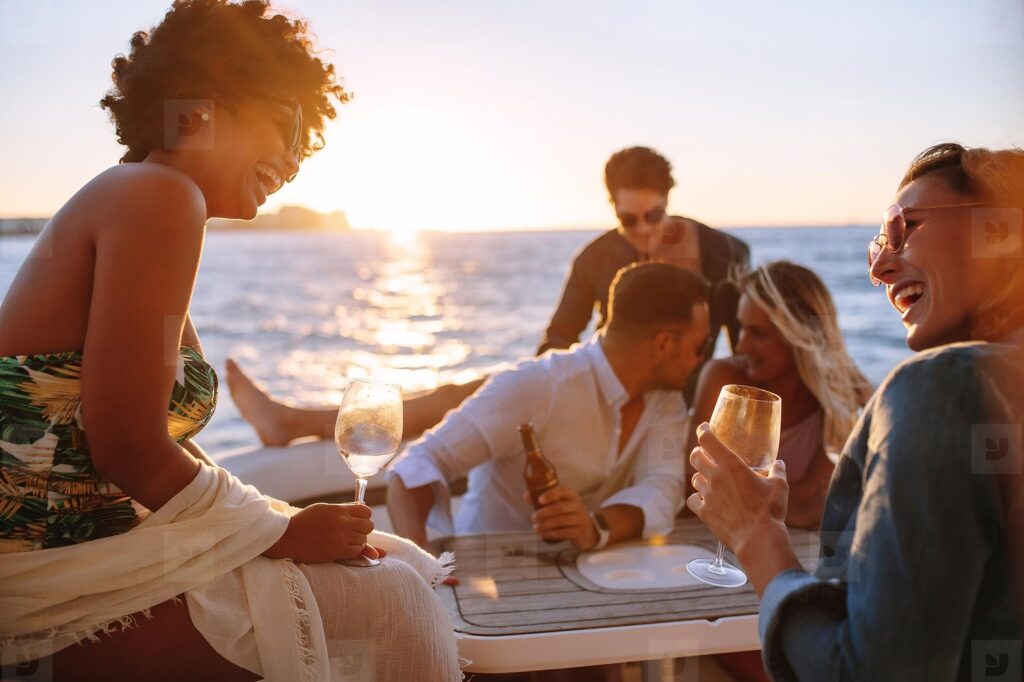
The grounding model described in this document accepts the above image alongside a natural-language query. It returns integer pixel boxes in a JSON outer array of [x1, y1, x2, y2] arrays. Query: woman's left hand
[[686, 422, 790, 554]]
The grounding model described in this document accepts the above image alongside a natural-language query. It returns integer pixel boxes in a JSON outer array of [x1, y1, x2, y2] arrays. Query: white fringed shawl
[[0, 464, 455, 681]]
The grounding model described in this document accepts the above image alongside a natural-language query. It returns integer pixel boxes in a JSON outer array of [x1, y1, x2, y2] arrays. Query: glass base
[[686, 558, 747, 587], [339, 555, 380, 567]]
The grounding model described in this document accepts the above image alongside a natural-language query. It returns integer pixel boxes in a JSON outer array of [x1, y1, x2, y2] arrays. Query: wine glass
[[687, 384, 781, 588], [334, 378, 403, 567]]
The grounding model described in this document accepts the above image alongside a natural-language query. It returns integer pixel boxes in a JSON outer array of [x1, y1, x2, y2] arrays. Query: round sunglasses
[[617, 206, 666, 230], [262, 96, 303, 157], [867, 201, 983, 286]]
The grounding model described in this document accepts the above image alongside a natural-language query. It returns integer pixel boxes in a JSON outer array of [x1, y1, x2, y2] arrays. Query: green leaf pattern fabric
[[0, 346, 217, 552]]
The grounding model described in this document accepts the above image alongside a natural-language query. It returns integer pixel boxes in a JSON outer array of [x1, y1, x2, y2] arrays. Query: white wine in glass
[[687, 384, 781, 588], [335, 379, 403, 567]]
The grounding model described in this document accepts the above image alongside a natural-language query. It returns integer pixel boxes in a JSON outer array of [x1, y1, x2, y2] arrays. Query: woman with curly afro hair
[[0, 2, 462, 680]]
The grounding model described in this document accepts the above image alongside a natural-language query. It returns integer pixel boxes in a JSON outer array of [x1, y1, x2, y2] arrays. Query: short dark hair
[[100, 0, 349, 163], [604, 146, 675, 197], [605, 262, 709, 335]]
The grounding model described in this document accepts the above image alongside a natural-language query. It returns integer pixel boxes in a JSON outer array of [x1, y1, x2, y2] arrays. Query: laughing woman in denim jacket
[[688, 143, 1024, 681]]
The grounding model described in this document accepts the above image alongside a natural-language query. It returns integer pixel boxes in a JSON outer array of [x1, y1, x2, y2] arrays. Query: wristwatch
[[590, 511, 611, 550]]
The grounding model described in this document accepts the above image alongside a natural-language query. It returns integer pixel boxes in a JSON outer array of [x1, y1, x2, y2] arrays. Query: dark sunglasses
[[867, 201, 983, 286], [270, 98, 303, 157], [617, 206, 666, 230]]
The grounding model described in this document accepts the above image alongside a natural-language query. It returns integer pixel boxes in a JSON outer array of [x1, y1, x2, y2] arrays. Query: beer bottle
[[519, 422, 559, 509]]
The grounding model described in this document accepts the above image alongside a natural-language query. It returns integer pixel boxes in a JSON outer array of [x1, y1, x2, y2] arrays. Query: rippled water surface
[[0, 227, 910, 452]]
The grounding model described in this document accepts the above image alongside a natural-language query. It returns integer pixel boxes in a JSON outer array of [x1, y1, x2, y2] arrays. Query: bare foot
[[225, 358, 297, 447]]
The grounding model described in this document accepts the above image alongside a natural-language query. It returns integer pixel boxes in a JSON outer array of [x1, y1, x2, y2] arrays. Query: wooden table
[[437, 517, 820, 674]]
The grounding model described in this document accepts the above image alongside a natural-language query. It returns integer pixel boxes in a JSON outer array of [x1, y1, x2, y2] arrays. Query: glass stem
[[354, 477, 368, 504], [703, 541, 727, 574]]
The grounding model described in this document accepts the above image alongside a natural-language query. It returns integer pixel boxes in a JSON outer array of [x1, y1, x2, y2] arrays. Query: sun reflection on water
[[334, 229, 476, 394]]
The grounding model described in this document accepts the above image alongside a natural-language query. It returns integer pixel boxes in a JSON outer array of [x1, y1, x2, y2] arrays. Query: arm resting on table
[[387, 475, 436, 549], [599, 504, 645, 545]]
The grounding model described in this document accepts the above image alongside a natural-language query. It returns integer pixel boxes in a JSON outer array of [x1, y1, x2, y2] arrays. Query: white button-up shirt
[[388, 335, 689, 538]]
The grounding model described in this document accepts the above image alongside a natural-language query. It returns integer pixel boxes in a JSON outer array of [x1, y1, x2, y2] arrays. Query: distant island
[[0, 205, 350, 236], [207, 205, 350, 232], [0, 218, 48, 236]]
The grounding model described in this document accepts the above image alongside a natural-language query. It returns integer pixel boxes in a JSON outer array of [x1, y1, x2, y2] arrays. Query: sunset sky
[[1, 0, 1022, 232]]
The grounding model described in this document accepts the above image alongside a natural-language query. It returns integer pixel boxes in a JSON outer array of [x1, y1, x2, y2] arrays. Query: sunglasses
[[866, 201, 983, 286], [268, 97, 303, 157], [617, 206, 666, 230]]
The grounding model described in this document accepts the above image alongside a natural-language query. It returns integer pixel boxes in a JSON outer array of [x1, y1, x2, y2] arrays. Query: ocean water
[[0, 227, 911, 452]]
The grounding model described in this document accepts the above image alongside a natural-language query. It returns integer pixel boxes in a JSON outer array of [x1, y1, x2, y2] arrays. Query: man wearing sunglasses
[[538, 146, 750, 402]]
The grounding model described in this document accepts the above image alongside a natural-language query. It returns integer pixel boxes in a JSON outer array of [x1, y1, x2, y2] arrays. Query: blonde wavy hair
[[734, 261, 874, 453]]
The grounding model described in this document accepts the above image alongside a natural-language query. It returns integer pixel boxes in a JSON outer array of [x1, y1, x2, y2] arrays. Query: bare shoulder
[[691, 356, 749, 414], [699, 356, 748, 388], [74, 163, 207, 242]]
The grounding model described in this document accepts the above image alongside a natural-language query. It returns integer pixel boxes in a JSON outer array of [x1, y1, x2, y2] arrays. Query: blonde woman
[[689, 261, 873, 530]]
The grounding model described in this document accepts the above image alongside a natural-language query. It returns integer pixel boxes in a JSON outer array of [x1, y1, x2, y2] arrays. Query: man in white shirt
[[387, 262, 711, 551]]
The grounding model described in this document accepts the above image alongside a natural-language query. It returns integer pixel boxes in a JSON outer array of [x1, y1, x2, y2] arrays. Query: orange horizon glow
[[1, 1, 1020, 232]]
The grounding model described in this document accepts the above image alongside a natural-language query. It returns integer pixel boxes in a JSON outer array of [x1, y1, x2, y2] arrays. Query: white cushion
[[212, 438, 386, 504]]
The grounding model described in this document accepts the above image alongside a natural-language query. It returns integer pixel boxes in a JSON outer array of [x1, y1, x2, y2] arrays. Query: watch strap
[[590, 511, 611, 550]]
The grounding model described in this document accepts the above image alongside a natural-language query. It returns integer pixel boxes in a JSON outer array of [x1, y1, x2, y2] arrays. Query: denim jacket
[[759, 341, 1023, 681]]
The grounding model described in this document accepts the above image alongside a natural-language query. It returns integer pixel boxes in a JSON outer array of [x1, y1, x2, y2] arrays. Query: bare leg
[[402, 378, 485, 438], [18, 598, 259, 682], [225, 358, 303, 447], [226, 358, 484, 446]]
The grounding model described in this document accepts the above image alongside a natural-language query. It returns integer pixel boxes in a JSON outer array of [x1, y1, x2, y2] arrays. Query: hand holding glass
[[687, 384, 781, 588], [334, 379, 403, 567]]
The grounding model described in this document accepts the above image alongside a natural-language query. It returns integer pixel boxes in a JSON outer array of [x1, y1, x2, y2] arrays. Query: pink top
[[778, 410, 824, 482]]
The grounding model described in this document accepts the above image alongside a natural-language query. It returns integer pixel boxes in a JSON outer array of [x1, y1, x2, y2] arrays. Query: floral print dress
[[0, 346, 217, 552]]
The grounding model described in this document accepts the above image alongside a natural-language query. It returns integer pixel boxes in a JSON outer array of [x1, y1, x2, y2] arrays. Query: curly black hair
[[100, 0, 349, 163]]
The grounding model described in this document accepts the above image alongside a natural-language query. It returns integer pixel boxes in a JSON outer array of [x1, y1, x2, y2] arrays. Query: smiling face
[[612, 188, 669, 257], [869, 175, 993, 351], [197, 98, 301, 220], [734, 293, 796, 383]]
